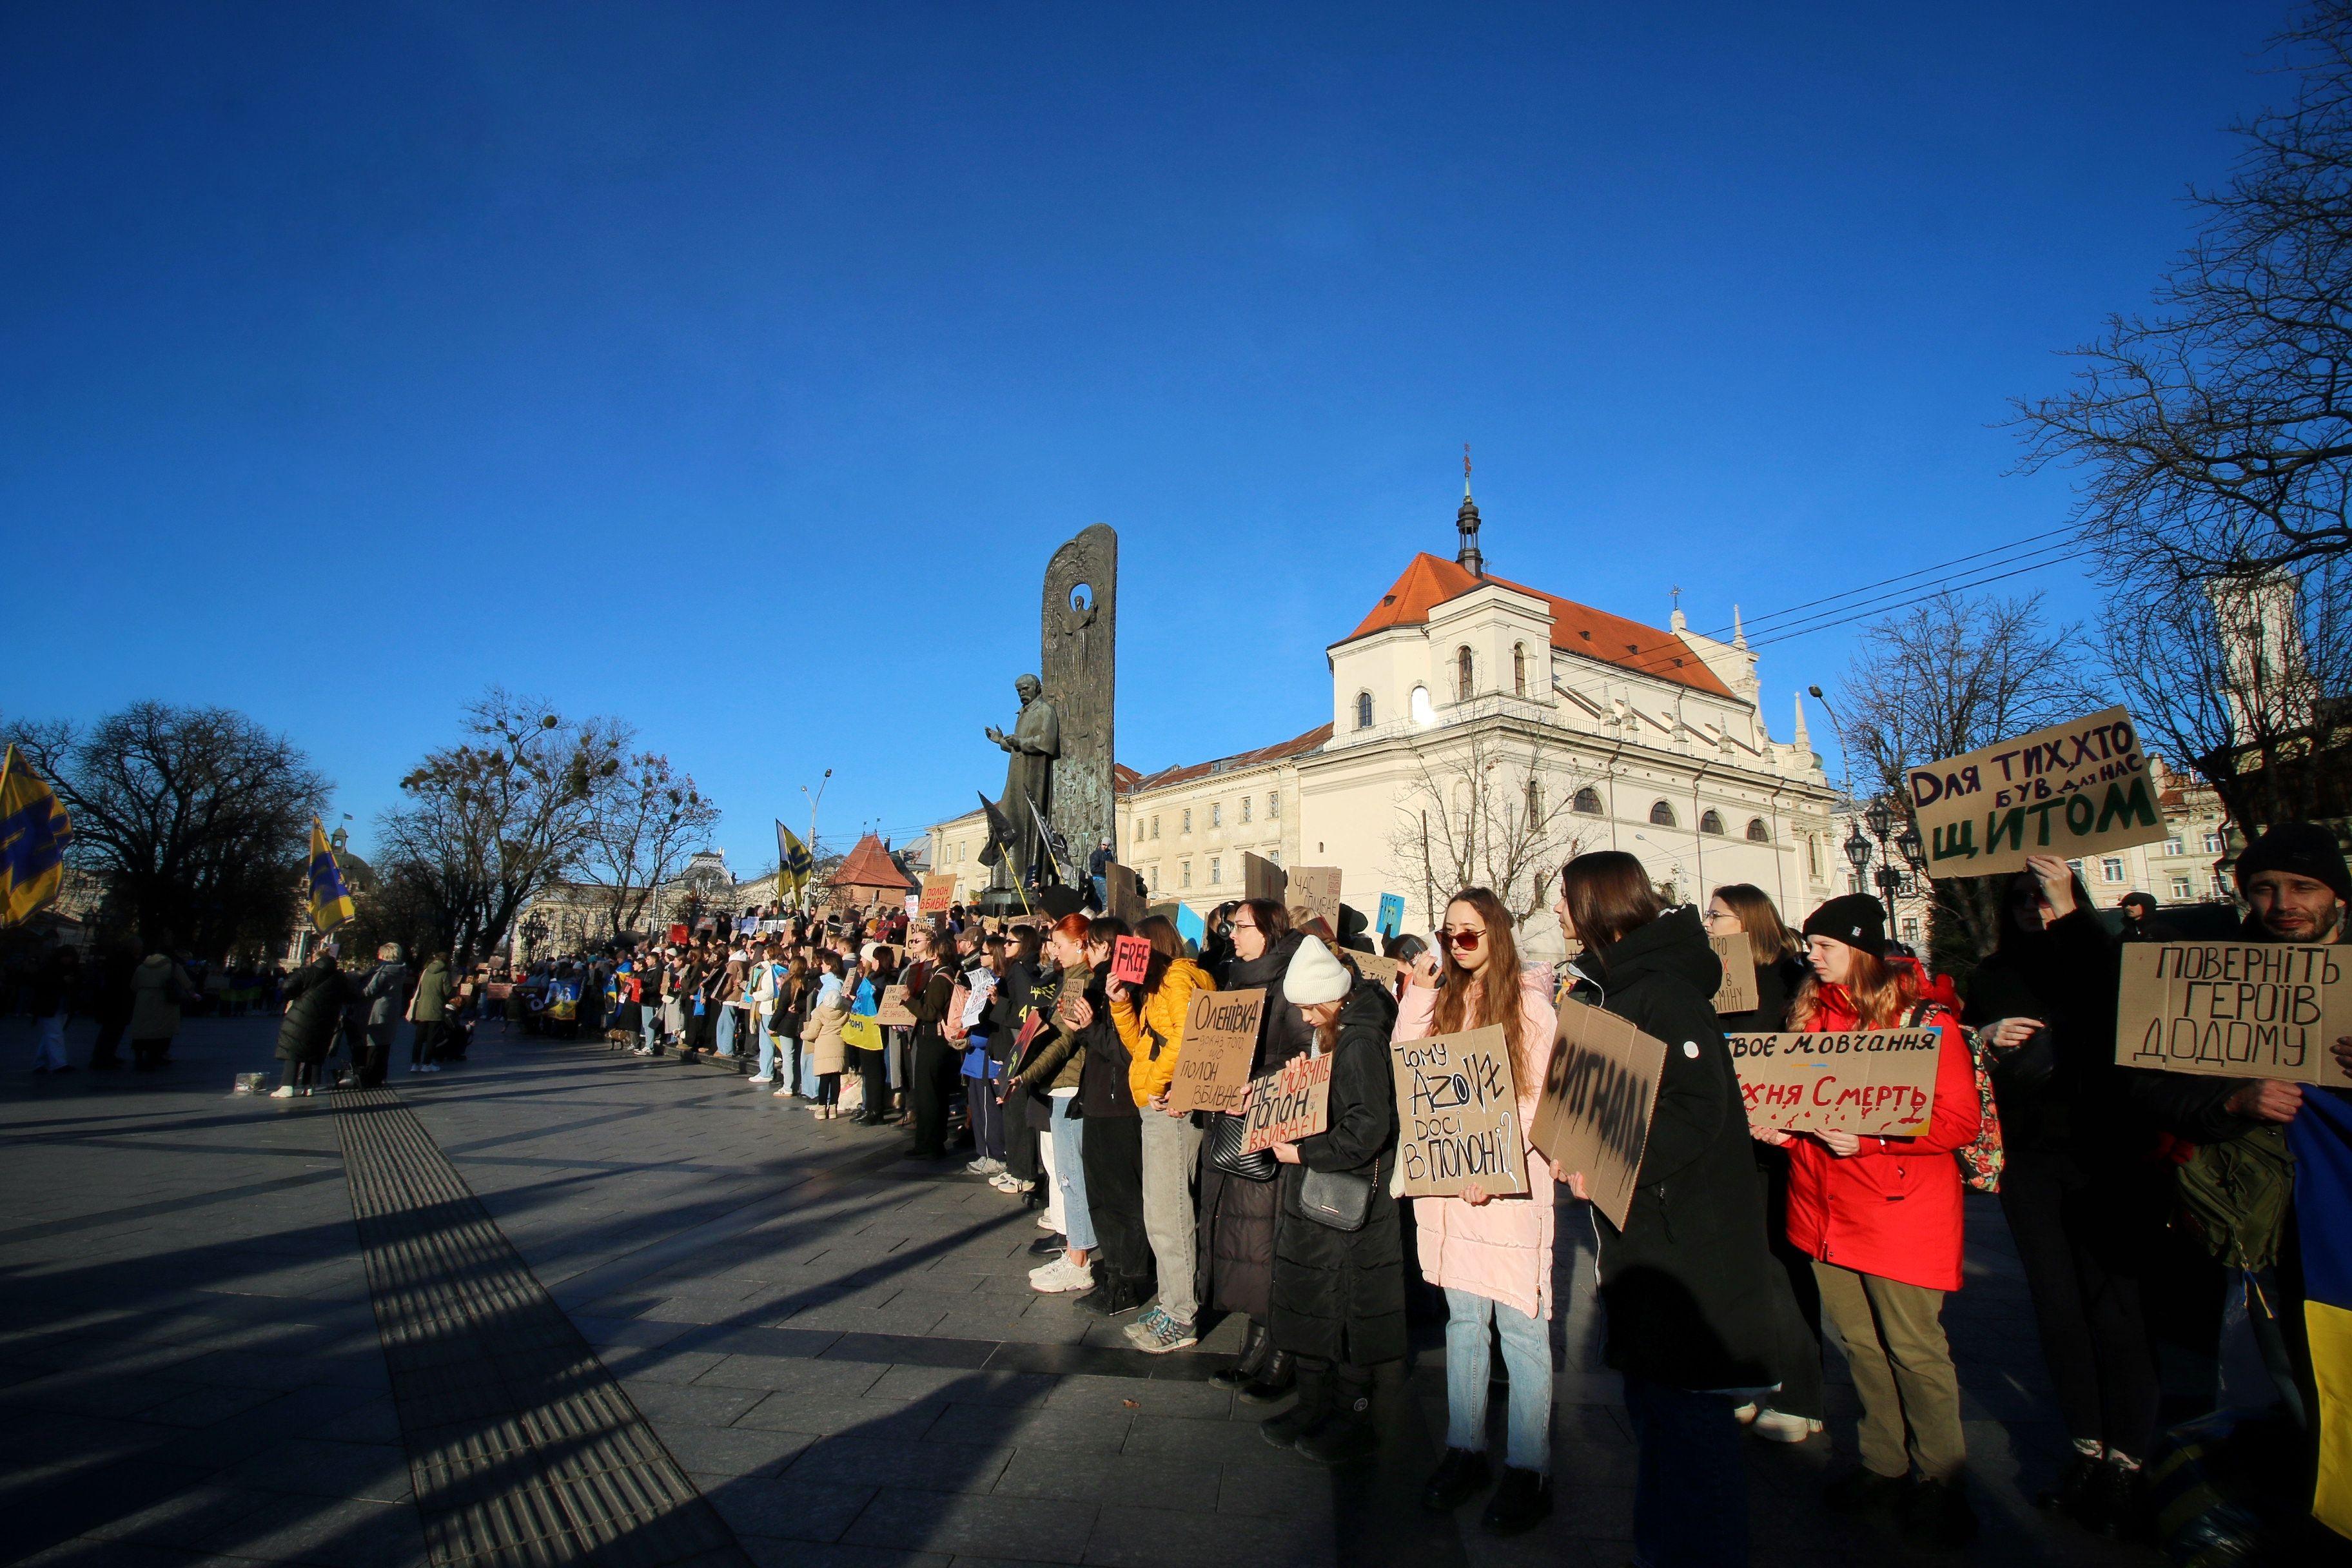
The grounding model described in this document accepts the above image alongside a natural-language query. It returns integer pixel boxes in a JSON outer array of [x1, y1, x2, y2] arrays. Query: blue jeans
[[716, 1006, 738, 1057], [1444, 1288, 1553, 1473], [1622, 1374, 1748, 1568], [1050, 1091, 1095, 1250], [641, 1010, 659, 1052], [756, 1029, 779, 1079]]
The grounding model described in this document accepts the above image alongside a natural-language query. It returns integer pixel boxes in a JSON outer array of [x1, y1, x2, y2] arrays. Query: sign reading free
[[1906, 706, 2166, 878], [1725, 1030, 1941, 1134]]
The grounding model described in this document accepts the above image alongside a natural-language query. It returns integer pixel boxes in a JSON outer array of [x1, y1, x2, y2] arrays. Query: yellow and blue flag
[[308, 818, 357, 932], [0, 743, 72, 928], [2291, 1087, 2352, 1539], [776, 819, 814, 903]]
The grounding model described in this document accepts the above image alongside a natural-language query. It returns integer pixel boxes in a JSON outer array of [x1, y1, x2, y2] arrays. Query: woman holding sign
[[1779, 893, 1983, 1549], [1107, 914, 1215, 1355], [1553, 852, 1778, 1568], [1396, 888, 1561, 1536]]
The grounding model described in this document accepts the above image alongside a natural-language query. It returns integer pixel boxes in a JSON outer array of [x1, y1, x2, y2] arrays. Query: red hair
[[1050, 912, 1093, 944]]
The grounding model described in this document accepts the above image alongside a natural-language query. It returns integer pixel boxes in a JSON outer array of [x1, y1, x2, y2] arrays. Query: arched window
[[1525, 779, 1543, 820], [1573, 787, 1603, 816], [1700, 810, 1725, 836], [1409, 685, 1435, 725], [1513, 643, 1527, 697], [1355, 691, 1373, 730], [1746, 818, 1770, 843], [1456, 645, 1475, 701], [1649, 800, 1677, 828]]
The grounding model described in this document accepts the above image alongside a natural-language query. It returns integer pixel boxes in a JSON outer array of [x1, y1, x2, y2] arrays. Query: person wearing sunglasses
[[1401, 888, 1562, 1535]]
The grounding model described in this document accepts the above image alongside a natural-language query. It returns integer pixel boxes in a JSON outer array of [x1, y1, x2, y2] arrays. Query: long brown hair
[[1134, 914, 1182, 1005], [1430, 888, 1529, 1079], [1558, 851, 1665, 957], [1789, 944, 1921, 1029], [1709, 883, 1799, 963]]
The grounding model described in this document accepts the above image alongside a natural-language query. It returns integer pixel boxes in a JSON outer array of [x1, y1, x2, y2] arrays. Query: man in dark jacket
[[275, 953, 348, 1097], [902, 924, 962, 1161]]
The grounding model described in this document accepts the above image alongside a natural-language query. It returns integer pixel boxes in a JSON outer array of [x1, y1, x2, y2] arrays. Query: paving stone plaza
[[2, 1015, 2164, 1568]]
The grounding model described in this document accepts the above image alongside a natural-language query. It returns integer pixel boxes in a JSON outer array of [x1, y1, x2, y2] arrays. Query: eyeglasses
[[1440, 928, 1485, 950], [1230, 921, 1259, 934]]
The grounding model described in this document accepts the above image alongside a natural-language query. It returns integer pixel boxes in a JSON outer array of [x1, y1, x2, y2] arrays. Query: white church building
[[931, 485, 1843, 954]]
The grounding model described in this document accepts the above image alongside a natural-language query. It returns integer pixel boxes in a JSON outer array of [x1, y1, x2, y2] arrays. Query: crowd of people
[[14, 819, 2351, 1564]]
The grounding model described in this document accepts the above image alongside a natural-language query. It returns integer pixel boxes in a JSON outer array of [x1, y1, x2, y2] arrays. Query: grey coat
[[363, 963, 411, 1029]]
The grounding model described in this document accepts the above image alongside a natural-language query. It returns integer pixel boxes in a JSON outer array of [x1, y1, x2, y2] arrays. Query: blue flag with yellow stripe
[[307, 818, 356, 932], [2291, 1086, 2352, 1540], [0, 744, 72, 928], [776, 819, 813, 903]]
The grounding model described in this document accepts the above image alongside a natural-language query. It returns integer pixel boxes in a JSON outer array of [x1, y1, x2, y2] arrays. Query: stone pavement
[[0, 1012, 2166, 1567]]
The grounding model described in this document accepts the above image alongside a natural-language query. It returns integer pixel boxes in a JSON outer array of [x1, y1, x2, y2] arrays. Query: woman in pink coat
[[1393, 887, 1561, 1538]]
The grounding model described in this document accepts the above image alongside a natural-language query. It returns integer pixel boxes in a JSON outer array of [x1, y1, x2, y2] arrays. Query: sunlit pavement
[[0, 1012, 2161, 1567]]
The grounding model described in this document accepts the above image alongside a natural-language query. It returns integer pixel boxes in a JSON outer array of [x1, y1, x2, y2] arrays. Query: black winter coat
[[1572, 906, 1778, 1391], [1269, 980, 1406, 1367], [1196, 931, 1315, 1321], [1964, 908, 2150, 1162], [277, 959, 348, 1064]]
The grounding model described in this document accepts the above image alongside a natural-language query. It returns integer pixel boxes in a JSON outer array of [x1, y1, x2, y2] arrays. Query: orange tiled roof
[[1127, 723, 1335, 795], [830, 832, 912, 890], [1340, 553, 1733, 698]]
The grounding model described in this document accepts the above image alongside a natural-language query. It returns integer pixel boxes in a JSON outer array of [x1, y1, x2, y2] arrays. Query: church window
[[1573, 787, 1603, 815], [1649, 801, 1677, 828], [1513, 643, 1527, 697], [1355, 691, 1374, 729], [1700, 810, 1725, 836], [1747, 818, 1770, 843], [1456, 646, 1475, 701]]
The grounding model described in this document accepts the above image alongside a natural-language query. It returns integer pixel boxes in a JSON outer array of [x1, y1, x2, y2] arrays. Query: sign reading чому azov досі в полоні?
[[1905, 706, 2167, 879]]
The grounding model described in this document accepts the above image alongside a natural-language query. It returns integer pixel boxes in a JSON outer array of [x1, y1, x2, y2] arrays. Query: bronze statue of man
[[981, 674, 1061, 888]]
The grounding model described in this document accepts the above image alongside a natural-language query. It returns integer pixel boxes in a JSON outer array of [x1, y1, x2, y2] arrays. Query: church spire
[[1456, 443, 1485, 577], [1792, 692, 1811, 749]]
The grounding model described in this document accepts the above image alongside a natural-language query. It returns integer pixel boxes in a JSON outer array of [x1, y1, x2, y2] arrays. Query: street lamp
[[1843, 823, 1872, 874], [1864, 798, 1896, 845]]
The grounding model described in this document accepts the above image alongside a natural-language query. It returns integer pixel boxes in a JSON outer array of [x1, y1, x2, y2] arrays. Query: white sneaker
[[1036, 1212, 1059, 1231], [965, 1157, 1004, 1175], [1028, 1257, 1094, 1293], [421, 1063, 442, 1073], [1732, 1402, 1759, 1426], [989, 1172, 1019, 1191], [749, 1073, 776, 1084], [269, 1085, 297, 1099], [407, 1064, 420, 1074], [1751, 1409, 1823, 1444]]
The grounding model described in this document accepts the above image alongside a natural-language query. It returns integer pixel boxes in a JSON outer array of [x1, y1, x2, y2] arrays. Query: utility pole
[[800, 769, 831, 912]]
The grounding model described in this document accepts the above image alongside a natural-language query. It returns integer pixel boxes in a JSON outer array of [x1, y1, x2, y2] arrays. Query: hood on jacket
[[1335, 972, 1400, 1040], [134, 954, 175, 982], [1589, 906, 1718, 999]]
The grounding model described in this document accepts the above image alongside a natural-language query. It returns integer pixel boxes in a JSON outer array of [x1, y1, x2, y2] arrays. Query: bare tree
[[1387, 727, 1598, 934], [2016, 3, 2352, 590], [3, 703, 329, 957], [373, 689, 626, 961], [577, 753, 720, 940], [1832, 593, 2105, 970]]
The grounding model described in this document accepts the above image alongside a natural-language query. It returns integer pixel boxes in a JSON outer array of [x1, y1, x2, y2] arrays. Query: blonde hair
[[1789, 945, 1920, 1030]]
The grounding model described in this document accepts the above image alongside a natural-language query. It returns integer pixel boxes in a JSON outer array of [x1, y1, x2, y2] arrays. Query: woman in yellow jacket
[[1109, 914, 1215, 1353]]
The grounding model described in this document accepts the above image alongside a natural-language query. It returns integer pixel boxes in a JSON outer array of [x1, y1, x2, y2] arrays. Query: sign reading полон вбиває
[[1906, 706, 2165, 879]]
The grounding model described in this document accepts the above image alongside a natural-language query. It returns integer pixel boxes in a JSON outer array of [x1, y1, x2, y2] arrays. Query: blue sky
[[2, 1, 2284, 870]]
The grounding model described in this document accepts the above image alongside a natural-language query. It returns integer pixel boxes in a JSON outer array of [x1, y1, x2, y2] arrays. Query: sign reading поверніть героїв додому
[[2116, 942, 2352, 1086], [1906, 706, 2167, 879]]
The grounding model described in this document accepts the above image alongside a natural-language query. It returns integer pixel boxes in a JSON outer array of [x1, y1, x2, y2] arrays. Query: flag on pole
[[2291, 1088, 2352, 1540], [307, 818, 357, 932], [0, 744, 72, 929], [776, 819, 814, 903]]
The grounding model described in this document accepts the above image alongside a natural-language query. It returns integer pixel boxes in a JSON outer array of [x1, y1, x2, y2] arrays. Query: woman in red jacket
[[1769, 894, 1981, 1549]]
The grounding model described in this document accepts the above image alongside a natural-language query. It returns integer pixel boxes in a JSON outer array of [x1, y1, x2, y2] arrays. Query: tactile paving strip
[[331, 1088, 752, 1568]]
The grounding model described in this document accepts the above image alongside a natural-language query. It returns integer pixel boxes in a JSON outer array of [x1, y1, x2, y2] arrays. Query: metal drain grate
[[332, 1088, 751, 1568]]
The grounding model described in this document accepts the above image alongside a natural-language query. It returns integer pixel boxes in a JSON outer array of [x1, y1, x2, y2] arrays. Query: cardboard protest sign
[[1110, 935, 1152, 987], [875, 984, 917, 1028], [1710, 931, 1759, 1014], [1288, 866, 1342, 930], [919, 874, 956, 915], [1391, 1025, 1527, 1199], [1531, 997, 1667, 1231], [1376, 893, 1406, 939], [903, 894, 922, 920], [2115, 942, 2352, 1085], [1354, 950, 1404, 990], [1168, 986, 1266, 1115], [1725, 1030, 1941, 1134], [1244, 852, 1286, 905], [1240, 1050, 1333, 1154], [667, 924, 689, 945], [1906, 705, 2165, 878], [1106, 862, 1147, 925]]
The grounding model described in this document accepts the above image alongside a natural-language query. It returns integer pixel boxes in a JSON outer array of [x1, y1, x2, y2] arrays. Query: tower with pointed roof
[[1456, 445, 1485, 577]]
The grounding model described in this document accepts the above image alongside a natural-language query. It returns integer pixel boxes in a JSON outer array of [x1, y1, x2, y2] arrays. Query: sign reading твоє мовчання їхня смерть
[[1905, 706, 2168, 879]]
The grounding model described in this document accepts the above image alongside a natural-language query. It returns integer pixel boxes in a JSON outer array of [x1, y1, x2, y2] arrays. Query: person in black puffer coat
[[1259, 935, 1403, 1468], [275, 953, 349, 1097], [1199, 901, 1317, 1401], [1558, 854, 1776, 1568]]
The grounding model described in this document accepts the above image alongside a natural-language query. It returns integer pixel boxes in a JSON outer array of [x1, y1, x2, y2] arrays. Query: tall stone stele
[[979, 524, 1115, 896]]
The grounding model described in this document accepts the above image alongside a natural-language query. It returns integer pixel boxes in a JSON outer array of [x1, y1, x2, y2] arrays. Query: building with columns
[[932, 484, 1845, 955]]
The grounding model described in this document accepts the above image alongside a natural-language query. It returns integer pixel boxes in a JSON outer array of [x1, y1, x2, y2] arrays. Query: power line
[[1743, 553, 2078, 651], [1696, 533, 2075, 643]]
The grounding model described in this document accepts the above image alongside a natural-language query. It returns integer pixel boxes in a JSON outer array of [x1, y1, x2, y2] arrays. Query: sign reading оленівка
[[1906, 706, 2165, 879]]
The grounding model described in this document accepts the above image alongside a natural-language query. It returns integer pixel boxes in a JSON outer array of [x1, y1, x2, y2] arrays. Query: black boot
[[2037, 1449, 2101, 1513], [1900, 1475, 1979, 1548], [1296, 1371, 1378, 1465], [1480, 1467, 1552, 1535], [1259, 1359, 1329, 1449], [2071, 1457, 2144, 1540], [1239, 1348, 1297, 1405], [1824, 1467, 1914, 1514], [1210, 1321, 1271, 1390], [1422, 1447, 1491, 1511]]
